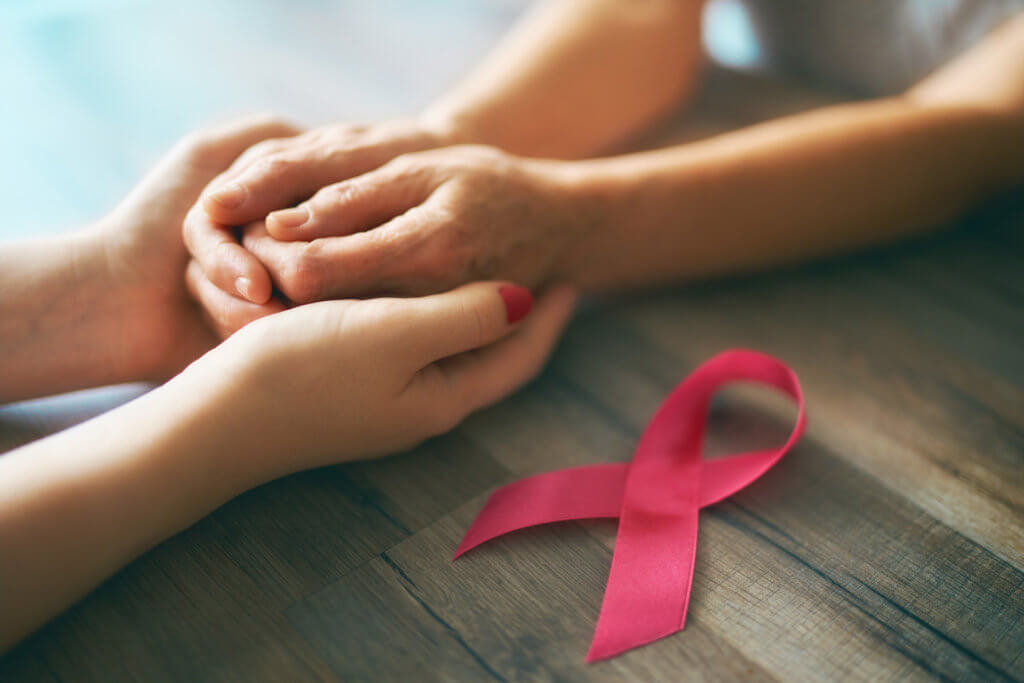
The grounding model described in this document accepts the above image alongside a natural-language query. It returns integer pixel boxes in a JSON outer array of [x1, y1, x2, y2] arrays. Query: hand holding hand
[[183, 118, 459, 305], [187, 281, 576, 480], [192, 145, 593, 338], [0, 279, 575, 647]]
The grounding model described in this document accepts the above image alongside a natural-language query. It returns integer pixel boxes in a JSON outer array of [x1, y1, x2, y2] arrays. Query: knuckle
[[279, 243, 325, 303], [326, 122, 367, 142], [307, 127, 340, 145], [326, 179, 361, 205], [235, 140, 276, 166], [417, 244, 461, 284], [414, 216, 471, 282], [253, 154, 295, 179], [250, 137, 287, 157], [235, 141, 293, 173], [212, 241, 239, 272], [386, 151, 419, 172]]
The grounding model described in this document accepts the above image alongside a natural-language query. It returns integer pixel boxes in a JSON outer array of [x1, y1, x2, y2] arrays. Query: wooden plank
[[0, 517, 338, 682], [286, 549, 506, 682], [198, 429, 505, 608]]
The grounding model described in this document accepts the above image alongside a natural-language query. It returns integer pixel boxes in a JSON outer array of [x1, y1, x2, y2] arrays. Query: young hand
[[0, 280, 575, 647], [182, 118, 460, 305], [91, 115, 301, 380], [180, 280, 577, 481]]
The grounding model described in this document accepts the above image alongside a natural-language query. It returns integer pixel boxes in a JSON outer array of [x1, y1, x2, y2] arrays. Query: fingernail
[[210, 182, 246, 209], [499, 285, 533, 324], [269, 206, 309, 230], [235, 276, 254, 300]]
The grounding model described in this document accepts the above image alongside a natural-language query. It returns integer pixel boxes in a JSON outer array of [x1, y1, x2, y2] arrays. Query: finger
[[242, 213, 428, 302], [187, 136, 301, 213], [177, 115, 303, 304], [185, 261, 286, 338], [183, 205, 274, 303], [202, 142, 376, 227], [395, 281, 543, 368], [265, 162, 435, 241], [420, 284, 578, 415]]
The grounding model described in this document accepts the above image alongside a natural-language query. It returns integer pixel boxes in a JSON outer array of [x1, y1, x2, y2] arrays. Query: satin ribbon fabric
[[454, 349, 806, 662]]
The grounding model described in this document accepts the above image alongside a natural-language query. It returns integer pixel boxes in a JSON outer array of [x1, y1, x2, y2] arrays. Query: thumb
[[400, 281, 536, 365]]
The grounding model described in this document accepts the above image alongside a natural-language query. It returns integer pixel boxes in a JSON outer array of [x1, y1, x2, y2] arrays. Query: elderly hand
[[190, 144, 594, 336], [182, 118, 459, 306]]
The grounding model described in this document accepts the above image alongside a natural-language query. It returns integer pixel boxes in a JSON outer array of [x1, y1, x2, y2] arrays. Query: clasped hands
[[182, 115, 594, 339], [85, 114, 580, 474], [0, 114, 583, 649]]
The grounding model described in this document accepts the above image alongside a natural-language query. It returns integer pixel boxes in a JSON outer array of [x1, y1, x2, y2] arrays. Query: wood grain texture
[[1, 67, 1022, 681]]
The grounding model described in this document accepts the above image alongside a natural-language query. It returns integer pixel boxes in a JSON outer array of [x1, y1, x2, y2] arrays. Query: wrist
[[149, 347, 274, 494], [163, 327, 325, 489], [0, 229, 136, 402], [533, 157, 631, 289], [81, 222, 181, 383]]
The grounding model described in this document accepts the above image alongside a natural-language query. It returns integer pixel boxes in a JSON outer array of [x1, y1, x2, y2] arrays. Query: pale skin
[[0, 118, 577, 650], [184, 1, 1024, 327]]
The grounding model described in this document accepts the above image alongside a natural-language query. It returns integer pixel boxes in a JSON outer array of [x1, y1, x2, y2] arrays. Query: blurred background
[[0, 0, 756, 240]]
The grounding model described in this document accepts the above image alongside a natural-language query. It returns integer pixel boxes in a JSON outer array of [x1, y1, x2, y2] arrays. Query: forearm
[[424, 0, 704, 158], [560, 95, 1024, 290], [0, 232, 132, 402], [0, 356, 262, 650]]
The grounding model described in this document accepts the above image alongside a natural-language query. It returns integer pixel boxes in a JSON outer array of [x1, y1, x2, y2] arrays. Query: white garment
[[722, 0, 1023, 94]]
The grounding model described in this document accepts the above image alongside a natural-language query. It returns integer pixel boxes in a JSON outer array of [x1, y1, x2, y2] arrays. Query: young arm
[[0, 281, 577, 651]]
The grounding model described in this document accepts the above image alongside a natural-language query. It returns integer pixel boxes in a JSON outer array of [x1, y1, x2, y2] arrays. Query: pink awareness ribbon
[[454, 349, 806, 662]]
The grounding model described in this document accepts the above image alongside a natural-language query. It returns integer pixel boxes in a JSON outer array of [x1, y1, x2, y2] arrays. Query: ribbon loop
[[454, 349, 806, 662]]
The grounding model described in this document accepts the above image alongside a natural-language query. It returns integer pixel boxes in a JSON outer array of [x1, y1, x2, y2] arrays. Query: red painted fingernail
[[499, 285, 533, 324]]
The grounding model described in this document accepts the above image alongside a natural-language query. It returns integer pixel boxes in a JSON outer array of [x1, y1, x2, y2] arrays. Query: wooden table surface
[[1, 69, 1022, 682]]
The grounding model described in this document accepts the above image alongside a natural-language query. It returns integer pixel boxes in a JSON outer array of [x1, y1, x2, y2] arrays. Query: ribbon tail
[[585, 459, 701, 662], [454, 463, 629, 559]]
